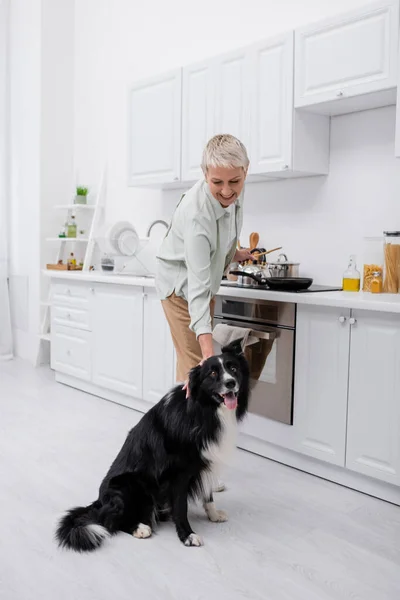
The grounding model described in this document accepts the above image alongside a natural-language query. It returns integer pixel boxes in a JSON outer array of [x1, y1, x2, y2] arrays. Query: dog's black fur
[[55, 340, 249, 551]]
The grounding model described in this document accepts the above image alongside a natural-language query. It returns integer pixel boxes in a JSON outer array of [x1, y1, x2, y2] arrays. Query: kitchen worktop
[[44, 270, 400, 314]]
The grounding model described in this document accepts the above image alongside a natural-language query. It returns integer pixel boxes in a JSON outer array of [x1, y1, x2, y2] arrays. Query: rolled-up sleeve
[[184, 218, 212, 337]]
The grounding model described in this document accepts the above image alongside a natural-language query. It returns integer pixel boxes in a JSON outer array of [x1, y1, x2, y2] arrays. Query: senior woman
[[156, 134, 252, 384]]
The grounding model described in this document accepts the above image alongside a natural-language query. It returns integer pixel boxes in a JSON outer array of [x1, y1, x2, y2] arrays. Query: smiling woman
[[156, 134, 252, 383]]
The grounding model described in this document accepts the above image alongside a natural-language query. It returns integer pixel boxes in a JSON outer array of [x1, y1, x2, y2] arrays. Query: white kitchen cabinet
[[214, 47, 252, 152], [295, 0, 399, 115], [249, 32, 330, 177], [91, 284, 143, 397], [293, 305, 351, 466], [128, 69, 182, 186], [51, 325, 91, 381], [181, 59, 216, 182], [346, 310, 400, 485], [249, 33, 294, 175], [142, 288, 175, 403]]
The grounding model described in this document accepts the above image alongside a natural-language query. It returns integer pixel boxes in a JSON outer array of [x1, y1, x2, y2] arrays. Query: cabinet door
[[51, 325, 91, 381], [295, 1, 399, 109], [142, 288, 175, 403], [181, 59, 216, 182], [214, 48, 251, 151], [128, 69, 182, 186], [248, 32, 294, 174], [293, 305, 351, 466], [346, 310, 400, 485], [91, 285, 143, 397]]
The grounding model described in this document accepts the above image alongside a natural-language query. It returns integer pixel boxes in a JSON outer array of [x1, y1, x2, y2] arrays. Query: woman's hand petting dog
[[182, 358, 206, 398]]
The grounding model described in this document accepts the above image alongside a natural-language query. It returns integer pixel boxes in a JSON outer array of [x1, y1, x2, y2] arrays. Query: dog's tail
[[55, 502, 112, 552]]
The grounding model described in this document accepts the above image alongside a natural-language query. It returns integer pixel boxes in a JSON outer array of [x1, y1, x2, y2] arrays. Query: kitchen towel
[[212, 323, 259, 350]]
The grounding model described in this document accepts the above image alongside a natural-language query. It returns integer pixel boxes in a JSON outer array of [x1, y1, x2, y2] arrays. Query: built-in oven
[[214, 296, 296, 425]]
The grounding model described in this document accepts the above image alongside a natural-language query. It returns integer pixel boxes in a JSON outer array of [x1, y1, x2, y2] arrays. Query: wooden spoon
[[253, 246, 282, 259], [249, 232, 259, 250]]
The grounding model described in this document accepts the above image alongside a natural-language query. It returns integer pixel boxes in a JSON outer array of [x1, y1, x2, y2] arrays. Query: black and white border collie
[[56, 340, 249, 550]]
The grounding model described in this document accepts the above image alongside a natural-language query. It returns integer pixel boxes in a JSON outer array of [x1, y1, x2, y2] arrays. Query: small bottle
[[67, 215, 77, 238], [342, 255, 361, 292], [67, 252, 76, 268], [370, 270, 383, 294]]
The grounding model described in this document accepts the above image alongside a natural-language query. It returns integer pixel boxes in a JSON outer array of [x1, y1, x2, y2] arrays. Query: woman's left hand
[[234, 248, 254, 263]]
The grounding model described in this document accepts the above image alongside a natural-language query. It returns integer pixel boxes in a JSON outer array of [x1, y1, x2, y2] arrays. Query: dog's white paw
[[208, 509, 228, 523], [184, 533, 203, 547], [133, 523, 152, 539]]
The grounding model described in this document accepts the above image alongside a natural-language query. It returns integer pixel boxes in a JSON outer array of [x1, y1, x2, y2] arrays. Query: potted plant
[[75, 186, 89, 205]]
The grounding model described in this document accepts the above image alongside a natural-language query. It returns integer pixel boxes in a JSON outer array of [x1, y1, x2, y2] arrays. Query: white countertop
[[43, 270, 400, 314], [43, 270, 157, 287]]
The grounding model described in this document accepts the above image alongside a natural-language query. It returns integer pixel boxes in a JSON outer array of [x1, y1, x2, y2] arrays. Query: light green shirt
[[156, 179, 244, 337]]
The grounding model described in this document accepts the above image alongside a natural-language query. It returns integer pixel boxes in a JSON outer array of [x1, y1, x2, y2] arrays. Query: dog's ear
[[188, 364, 202, 398], [221, 338, 244, 356]]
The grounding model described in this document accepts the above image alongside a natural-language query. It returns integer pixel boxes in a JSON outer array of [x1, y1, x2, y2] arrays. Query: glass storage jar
[[383, 231, 400, 293], [362, 236, 383, 292]]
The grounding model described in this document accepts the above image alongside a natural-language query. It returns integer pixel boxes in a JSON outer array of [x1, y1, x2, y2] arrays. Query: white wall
[[9, 0, 74, 363], [9, 0, 42, 362]]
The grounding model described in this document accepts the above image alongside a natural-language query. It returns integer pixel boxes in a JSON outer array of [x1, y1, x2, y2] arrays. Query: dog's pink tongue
[[223, 392, 238, 410]]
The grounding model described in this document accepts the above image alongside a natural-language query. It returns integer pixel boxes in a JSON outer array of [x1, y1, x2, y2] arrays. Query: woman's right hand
[[182, 358, 207, 398], [234, 248, 254, 263]]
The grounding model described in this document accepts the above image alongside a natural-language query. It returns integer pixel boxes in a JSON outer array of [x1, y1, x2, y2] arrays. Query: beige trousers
[[161, 293, 215, 382]]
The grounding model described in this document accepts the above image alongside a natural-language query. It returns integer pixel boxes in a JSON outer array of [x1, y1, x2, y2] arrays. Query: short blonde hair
[[201, 134, 250, 173]]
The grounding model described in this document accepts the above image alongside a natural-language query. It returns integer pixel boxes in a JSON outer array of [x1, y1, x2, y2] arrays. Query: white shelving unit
[[46, 237, 90, 242], [38, 171, 105, 357]]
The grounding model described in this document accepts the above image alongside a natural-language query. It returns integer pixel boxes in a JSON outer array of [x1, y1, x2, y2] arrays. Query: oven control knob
[[338, 316, 346, 323]]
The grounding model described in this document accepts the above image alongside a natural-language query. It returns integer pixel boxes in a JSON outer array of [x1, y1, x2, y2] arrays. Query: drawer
[[51, 325, 91, 381], [52, 305, 91, 331], [51, 282, 92, 309]]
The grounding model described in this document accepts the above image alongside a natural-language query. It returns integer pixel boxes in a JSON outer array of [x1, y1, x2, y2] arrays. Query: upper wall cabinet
[[181, 49, 252, 182], [213, 48, 252, 154], [181, 60, 216, 182], [128, 69, 182, 186], [248, 32, 329, 178], [295, 0, 399, 115], [180, 34, 329, 183]]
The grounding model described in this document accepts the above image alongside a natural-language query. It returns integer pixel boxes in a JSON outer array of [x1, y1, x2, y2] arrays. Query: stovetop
[[220, 280, 342, 293]]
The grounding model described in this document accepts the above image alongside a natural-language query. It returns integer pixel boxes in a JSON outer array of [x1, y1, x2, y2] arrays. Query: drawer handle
[[349, 317, 357, 326], [338, 316, 346, 323], [337, 91, 344, 97]]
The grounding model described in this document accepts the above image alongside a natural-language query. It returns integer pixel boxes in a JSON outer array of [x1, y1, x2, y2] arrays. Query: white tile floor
[[0, 358, 399, 600]]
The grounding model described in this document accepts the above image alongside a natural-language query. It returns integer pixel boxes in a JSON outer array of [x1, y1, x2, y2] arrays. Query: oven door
[[214, 317, 295, 425]]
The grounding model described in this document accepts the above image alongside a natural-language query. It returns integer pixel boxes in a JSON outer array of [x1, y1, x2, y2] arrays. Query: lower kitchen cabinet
[[91, 284, 144, 397], [51, 325, 91, 381], [50, 281, 175, 404], [346, 310, 400, 485], [294, 305, 350, 466], [142, 287, 175, 403]]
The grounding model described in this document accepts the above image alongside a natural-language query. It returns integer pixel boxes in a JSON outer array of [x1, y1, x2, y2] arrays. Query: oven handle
[[213, 318, 277, 341], [249, 329, 275, 341]]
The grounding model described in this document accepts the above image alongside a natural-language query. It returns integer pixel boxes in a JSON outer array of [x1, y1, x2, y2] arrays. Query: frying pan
[[266, 277, 313, 291]]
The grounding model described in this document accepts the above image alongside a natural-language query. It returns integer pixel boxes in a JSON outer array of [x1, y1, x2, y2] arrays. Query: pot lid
[[267, 252, 299, 266]]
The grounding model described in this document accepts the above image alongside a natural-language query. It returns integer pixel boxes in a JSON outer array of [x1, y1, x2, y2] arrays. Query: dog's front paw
[[184, 533, 203, 547], [133, 523, 152, 539]]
